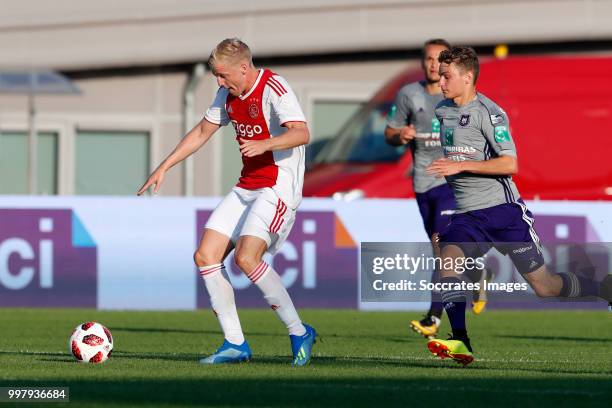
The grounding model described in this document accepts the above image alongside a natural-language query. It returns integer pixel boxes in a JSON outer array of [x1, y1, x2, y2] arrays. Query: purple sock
[[440, 276, 467, 337], [558, 273, 600, 297]]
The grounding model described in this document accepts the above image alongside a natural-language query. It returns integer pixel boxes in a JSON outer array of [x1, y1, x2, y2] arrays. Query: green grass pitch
[[0, 308, 610, 407]]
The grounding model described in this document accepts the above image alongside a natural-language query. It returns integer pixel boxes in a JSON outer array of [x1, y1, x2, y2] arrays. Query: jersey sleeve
[[204, 87, 230, 126], [266, 75, 306, 125], [481, 107, 517, 158], [386, 87, 413, 129]]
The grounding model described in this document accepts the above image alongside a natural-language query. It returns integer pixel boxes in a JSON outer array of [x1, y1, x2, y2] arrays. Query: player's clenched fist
[[239, 138, 270, 157], [399, 124, 416, 144]]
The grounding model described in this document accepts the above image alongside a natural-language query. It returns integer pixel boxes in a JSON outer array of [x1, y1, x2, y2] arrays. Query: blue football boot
[[290, 324, 317, 366], [199, 339, 252, 364]]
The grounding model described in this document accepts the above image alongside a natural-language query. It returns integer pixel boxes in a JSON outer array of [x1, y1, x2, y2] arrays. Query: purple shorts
[[415, 183, 456, 238], [439, 200, 545, 274]]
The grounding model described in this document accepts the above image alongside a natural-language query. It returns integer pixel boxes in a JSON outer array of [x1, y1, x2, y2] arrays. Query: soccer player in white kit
[[138, 38, 316, 366]]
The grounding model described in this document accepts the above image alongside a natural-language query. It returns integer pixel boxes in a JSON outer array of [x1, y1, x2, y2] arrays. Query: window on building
[[76, 130, 149, 195], [308, 100, 364, 166], [0, 131, 58, 195], [312, 100, 364, 142]]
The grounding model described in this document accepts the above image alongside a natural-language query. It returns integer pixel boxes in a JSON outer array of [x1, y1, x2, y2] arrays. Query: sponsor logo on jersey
[[443, 128, 454, 146], [387, 104, 397, 118], [459, 114, 470, 127], [444, 144, 477, 161], [231, 120, 264, 138], [416, 132, 441, 147], [248, 104, 259, 119], [227, 105, 233, 114], [494, 125, 510, 142], [445, 146, 476, 154], [490, 114, 504, 125], [512, 245, 533, 254], [431, 118, 440, 133]]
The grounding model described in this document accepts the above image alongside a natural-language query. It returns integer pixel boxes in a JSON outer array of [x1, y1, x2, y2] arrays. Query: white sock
[[199, 263, 245, 345], [248, 261, 306, 336]]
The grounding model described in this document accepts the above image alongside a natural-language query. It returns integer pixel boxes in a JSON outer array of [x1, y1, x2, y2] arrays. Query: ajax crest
[[248, 104, 259, 119]]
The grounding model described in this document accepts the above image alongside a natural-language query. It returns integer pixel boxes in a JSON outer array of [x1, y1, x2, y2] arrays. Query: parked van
[[303, 55, 612, 201]]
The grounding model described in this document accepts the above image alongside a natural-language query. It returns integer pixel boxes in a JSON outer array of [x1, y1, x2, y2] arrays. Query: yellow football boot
[[409, 315, 441, 339], [427, 337, 474, 366]]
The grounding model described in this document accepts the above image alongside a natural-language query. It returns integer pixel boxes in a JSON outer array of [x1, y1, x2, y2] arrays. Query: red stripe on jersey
[[269, 199, 282, 232], [269, 77, 287, 94], [273, 218, 285, 234], [271, 80, 287, 96], [266, 79, 284, 96], [270, 201, 285, 233], [271, 202, 287, 233], [275, 204, 287, 233]]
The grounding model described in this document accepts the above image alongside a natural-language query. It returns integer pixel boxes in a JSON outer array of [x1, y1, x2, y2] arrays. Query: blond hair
[[208, 38, 253, 72]]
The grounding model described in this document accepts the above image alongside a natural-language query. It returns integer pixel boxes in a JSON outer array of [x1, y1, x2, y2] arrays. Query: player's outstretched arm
[[137, 118, 220, 195], [426, 155, 517, 178], [239, 122, 310, 158]]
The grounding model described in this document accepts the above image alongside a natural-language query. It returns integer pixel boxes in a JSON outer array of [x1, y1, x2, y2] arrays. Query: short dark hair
[[438, 46, 480, 84], [422, 39, 451, 58]]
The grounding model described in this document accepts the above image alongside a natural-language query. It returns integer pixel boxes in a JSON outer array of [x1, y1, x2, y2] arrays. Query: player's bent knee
[[233, 250, 259, 274], [194, 249, 222, 268], [193, 250, 204, 267]]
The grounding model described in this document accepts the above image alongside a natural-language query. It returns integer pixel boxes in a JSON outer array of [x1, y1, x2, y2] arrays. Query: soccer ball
[[69, 322, 113, 363]]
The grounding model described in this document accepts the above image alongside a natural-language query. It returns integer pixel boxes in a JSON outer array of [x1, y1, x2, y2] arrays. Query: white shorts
[[205, 186, 296, 255]]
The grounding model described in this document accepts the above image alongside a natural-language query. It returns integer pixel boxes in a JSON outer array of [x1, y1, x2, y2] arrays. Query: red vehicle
[[303, 55, 612, 201]]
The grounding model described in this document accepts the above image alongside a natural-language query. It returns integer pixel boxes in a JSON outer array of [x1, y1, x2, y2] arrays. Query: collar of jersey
[[452, 93, 480, 109], [239, 69, 264, 100]]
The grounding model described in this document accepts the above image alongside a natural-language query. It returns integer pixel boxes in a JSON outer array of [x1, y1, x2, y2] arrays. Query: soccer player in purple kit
[[426, 46, 612, 365], [385, 39, 489, 339]]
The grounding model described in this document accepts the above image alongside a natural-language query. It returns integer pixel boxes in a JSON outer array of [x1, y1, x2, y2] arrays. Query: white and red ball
[[69, 322, 113, 363]]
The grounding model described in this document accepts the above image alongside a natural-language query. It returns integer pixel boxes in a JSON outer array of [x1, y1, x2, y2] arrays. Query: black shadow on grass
[[7, 349, 607, 376], [0, 378, 609, 407], [41, 353, 606, 376], [498, 335, 612, 344], [110, 327, 421, 345], [39, 357, 74, 363], [6, 349, 474, 371]]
